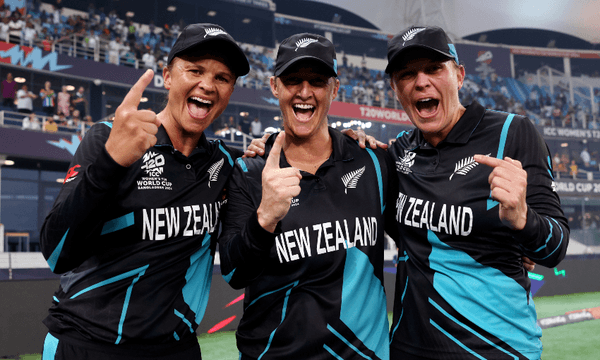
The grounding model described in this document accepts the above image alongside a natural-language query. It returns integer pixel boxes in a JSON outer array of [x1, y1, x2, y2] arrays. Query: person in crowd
[[43, 115, 58, 132], [384, 25, 569, 360], [16, 84, 37, 114], [57, 85, 71, 116], [72, 86, 87, 118], [250, 116, 262, 138], [218, 33, 392, 360], [40, 81, 56, 116], [39, 23, 251, 360], [1, 72, 17, 108], [22, 111, 38, 129]]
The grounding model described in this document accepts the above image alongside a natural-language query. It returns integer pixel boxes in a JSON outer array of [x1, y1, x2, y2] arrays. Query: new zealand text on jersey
[[396, 191, 473, 236], [142, 201, 222, 240], [275, 217, 378, 263]]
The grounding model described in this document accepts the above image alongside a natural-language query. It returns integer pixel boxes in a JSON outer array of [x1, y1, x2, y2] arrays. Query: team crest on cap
[[204, 27, 227, 38], [295, 37, 319, 51], [402, 27, 426, 46]]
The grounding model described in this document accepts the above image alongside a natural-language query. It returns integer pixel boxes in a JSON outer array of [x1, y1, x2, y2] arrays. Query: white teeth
[[293, 104, 315, 110], [190, 96, 212, 105], [418, 98, 433, 102]]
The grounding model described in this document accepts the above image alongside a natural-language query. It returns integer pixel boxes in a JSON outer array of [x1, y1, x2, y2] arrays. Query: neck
[[283, 125, 332, 174], [157, 110, 202, 157], [425, 104, 467, 147]]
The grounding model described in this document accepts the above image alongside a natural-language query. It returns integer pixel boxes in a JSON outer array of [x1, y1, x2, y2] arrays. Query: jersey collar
[[154, 125, 211, 153]]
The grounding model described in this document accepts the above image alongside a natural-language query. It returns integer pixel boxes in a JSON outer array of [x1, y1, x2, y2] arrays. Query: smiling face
[[162, 54, 235, 136], [270, 61, 339, 140], [390, 51, 465, 147]]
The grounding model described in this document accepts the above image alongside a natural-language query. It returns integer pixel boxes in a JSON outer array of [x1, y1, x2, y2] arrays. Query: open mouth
[[293, 103, 315, 121], [415, 98, 439, 117], [188, 96, 213, 119]]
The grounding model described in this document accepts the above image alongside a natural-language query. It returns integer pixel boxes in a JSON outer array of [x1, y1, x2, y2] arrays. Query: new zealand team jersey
[[387, 101, 569, 360], [40, 122, 241, 353], [218, 128, 393, 360]]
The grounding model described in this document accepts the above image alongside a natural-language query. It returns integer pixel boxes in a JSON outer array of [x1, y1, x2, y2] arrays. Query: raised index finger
[[474, 154, 503, 168], [122, 69, 154, 109], [265, 132, 285, 169]]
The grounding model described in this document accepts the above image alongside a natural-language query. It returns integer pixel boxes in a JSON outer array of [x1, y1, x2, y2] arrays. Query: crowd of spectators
[[1, 71, 91, 133], [2, 1, 600, 137]]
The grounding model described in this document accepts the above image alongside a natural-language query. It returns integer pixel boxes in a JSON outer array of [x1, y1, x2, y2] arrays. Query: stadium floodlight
[[2, 160, 14, 166], [14, 77, 26, 83], [167, 6, 176, 12], [207, 11, 216, 17], [65, 85, 75, 91], [140, 97, 148, 103], [242, 18, 251, 24]]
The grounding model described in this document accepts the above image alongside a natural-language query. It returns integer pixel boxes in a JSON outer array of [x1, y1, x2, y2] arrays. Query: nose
[[297, 81, 312, 99], [198, 75, 215, 92], [414, 71, 430, 90]]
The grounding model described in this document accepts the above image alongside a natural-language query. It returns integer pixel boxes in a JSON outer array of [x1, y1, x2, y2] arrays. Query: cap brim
[[275, 55, 337, 78], [170, 37, 250, 77], [385, 45, 455, 74]]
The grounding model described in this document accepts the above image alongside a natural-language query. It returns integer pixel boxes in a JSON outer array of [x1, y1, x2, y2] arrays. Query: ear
[[269, 76, 279, 98], [331, 78, 340, 100], [163, 65, 171, 90], [456, 65, 465, 91]]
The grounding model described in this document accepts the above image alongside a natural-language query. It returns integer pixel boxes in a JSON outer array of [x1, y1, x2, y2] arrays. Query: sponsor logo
[[449, 155, 482, 181], [295, 37, 318, 51], [138, 151, 172, 191], [342, 166, 365, 194], [64, 164, 81, 183], [204, 27, 227, 38], [207, 159, 224, 188], [396, 151, 416, 174], [291, 198, 300, 207], [402, 28, 426, 46]]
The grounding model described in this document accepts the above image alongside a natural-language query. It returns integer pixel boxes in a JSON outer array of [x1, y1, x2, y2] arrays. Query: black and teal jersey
[[218, 128, 394, 360], [40, 122, 241, 352], [387, 101, 569, 360]]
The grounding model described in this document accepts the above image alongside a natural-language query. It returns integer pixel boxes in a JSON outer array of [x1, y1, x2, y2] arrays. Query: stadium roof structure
[[311, 0, 600, 49]]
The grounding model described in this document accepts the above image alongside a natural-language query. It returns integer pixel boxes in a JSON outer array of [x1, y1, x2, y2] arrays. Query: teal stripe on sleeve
[[47, 229, 68, 272]]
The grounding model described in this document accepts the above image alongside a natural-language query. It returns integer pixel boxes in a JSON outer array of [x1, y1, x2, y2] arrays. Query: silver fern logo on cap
[[295, 37, 318, 51], [204, 27, 227, 38], [402, 27, 426, 46]]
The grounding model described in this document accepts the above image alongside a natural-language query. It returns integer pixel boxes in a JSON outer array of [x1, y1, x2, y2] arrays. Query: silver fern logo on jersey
[[207, 158, 224, 188], [449, 155, 484, 180], [204, 27, 227, 38], [295, 37, 318, 51], [396, 151, 416, 174], [402, 27, 426, 46], [342, 166, 365, 194]]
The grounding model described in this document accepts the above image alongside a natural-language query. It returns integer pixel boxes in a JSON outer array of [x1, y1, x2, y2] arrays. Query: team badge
[[449, 156, 480, 180], [207, 158, 224, 188], [295, 37, 318, 51], [342, 166, 365, 194]]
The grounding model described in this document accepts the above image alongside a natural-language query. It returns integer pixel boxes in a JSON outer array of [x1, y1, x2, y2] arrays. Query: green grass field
[[10, 292, 599, 360]]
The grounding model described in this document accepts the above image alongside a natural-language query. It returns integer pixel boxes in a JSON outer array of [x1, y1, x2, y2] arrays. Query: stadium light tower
[[403, 0, 453, 39]]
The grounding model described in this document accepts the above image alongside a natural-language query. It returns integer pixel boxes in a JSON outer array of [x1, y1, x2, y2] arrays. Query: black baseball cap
[[167, 23, 249, 77], [385, 26, 459, 74], [274, 33, 337, 77]]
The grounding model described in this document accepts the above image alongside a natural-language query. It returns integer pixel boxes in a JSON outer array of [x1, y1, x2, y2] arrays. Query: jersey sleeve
[[217, 159, 278, 290], [40, 123, 128, 273], [506, 117, 569, 267]]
